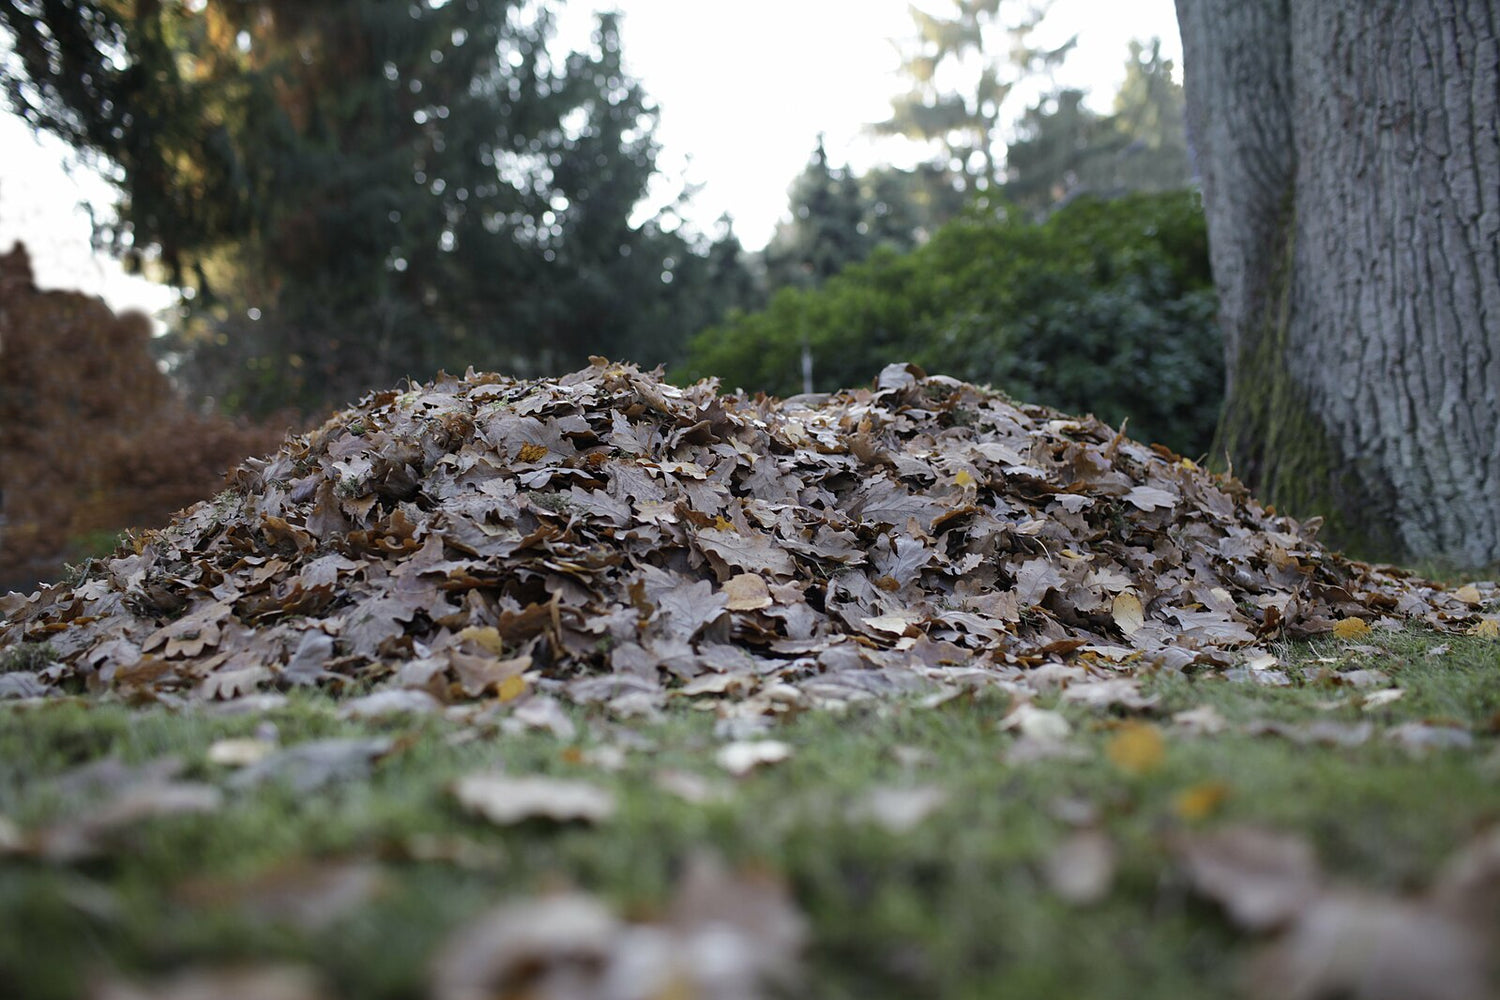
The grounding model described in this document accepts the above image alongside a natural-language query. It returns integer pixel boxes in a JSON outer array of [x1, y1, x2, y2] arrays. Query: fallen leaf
[[999, 702, 1072, 742], [1175, 825, 1321, 931], [724, 572, 774, 611], [1453, 583, 1483, 606], [429, 852, 803, 1000], [1250, 891, 1490, 1000], [851, 785, 948, 834], [1172, 781, 1231, 821], [90, 965, 331, 1000], [207, 738, 278, 767], [716, 740, 793, 776], [1467, 619, 1500, 639], [1043, 829, 1116, 905], [228, 738, 394, 793], [1105, 721, 1165, 776], [453, 773, 615, 825], [1111, 592, 1145, 635], [1333, 617, 1372, 639]]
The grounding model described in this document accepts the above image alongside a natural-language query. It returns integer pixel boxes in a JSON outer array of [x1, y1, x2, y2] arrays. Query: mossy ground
[[1, 629, 1497, 999]]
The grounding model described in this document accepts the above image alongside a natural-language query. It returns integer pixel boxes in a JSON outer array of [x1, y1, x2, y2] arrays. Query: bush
[[0, 244, 289, 591], [681, 191, 1221, 456]]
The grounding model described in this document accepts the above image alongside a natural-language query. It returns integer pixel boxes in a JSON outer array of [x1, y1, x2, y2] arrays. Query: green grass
[[0, 629, 1497, 999]]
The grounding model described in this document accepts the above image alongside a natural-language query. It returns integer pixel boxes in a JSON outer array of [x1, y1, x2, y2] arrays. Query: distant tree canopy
[[683, 191, 1221, 458], [0, 0, 746, 414], [875, 0, 1073, 196], [1006, 39, 1190, 213]]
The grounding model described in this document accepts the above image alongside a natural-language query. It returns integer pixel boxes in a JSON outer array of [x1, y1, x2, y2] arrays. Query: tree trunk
[[1177, 0, 1500, 566]]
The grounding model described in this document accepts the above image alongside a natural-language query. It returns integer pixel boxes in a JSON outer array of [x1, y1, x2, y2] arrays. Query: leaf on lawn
[[1043, 830, 1116, 905], [1249, 892, 1491, 1000], [1467, 618, 1500, 639], [1333, 617, 1372, 639], [851, 785, 948, 834], [1453, 583, 1483, 606], [1105, 721, 1165, 776], [90, 965, 332, 1000], [1175, 825, 1322, 931], [207, 738, 278, 767], [452, 773, 616, 826], [716, 740, 794, 776], [429, 852, 803, 1000], [998, 702, 1072, 742], [1172, 781, 1231, 821], [227, 738, 395, 793], [177, 860, 384, 931]]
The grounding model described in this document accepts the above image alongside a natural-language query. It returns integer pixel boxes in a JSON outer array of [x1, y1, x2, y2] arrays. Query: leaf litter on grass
[[3, 358, 1499, 997]]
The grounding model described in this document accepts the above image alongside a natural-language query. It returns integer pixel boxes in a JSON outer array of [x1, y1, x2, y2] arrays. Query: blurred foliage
[[874, 0, 1073, 195], [0, 244, 286, 592], [0, 0, 750, 416], [682, 191, 1222, 458], [1006, 39, 1190, 214]]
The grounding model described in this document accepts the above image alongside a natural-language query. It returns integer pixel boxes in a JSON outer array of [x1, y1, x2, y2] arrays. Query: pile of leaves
[[0, 359, 1484, 712]]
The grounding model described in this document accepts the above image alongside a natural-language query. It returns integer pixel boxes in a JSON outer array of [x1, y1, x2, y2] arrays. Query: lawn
[[2, 627, 1497, 1000]]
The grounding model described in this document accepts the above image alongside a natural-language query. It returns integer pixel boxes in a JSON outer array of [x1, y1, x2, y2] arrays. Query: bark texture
[[1178, 0, 1500, 565]]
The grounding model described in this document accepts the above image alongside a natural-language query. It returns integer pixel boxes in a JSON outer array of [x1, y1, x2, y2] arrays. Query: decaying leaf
[[452, 773, 616, 825], [850, 785, 949, 834], [716, 740, 793, 776], [1043, 829, 1116, 905], [90, 965, 332, 1000], [1175, 825, 1322, 931], [1105, 722, 1166, 776], [429, 852, 803, 1000]]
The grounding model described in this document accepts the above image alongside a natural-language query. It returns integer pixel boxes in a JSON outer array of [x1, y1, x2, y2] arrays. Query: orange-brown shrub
[[0, 243, 290, 591]]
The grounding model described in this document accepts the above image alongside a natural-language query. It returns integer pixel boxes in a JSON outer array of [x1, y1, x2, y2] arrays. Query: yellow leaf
[[954, 469, 976, 488], [1112, 592, 1145, 636], [516, 442, 548, 463], [1172, 781, 1230, 821], [1468, 619, 1500, 640], [1454, 584, 1483, 606], [497, 674, 527, 702], [713, 515, 734, 530], [1105, 722, 1165, 776], [458, 626, 506, 655], [1332, 617, 1371, 640]]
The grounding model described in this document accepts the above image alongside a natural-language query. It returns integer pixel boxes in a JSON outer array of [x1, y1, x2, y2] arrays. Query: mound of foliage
[[0, 359, 1484, 712], [683, 192, 1220, 457], [0, 244, 287, 591]]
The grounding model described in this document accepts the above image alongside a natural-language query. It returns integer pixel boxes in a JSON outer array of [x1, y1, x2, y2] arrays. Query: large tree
[[1177, 0, 1500, 565]]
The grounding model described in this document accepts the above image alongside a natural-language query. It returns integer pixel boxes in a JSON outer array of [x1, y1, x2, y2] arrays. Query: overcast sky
[[0, 0, 1180, 313]]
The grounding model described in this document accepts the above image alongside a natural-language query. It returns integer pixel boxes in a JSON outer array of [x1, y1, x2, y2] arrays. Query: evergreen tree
[[763, 136, 870, 290], [0, 1, 731, 414], [875, 0, 1072, 196], [1005, 39, 1190, 214]]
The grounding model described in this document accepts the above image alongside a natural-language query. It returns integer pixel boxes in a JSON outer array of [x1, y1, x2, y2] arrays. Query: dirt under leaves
[[0, 359, 1488, 713]]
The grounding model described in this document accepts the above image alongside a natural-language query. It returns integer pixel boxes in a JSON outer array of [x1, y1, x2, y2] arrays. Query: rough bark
[[1178, 0, 1500, 565]]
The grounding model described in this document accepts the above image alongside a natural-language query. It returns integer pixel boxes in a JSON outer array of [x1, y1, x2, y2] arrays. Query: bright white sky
[[0, 0, 1179, 314]]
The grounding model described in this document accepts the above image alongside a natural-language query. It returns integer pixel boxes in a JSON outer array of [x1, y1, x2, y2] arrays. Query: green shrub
[[682, 191, 1221, 457]]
